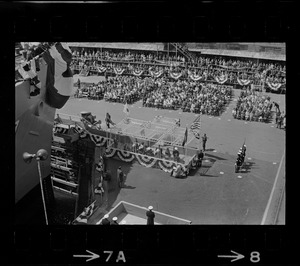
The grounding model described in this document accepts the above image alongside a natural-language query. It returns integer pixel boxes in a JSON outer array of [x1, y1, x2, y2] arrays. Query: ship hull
[[15, 58, 56, 203]]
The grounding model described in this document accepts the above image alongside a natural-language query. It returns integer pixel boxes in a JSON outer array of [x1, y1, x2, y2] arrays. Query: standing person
[[105, 112, 111, 129], [101, 214, 110, 225], [117, 166, 124, 188], [202, 133, 208, 152], [110, 217, 119, 225], [146, 206, 155, 225], [197, 149, 204, 167], [273, 101, 280, 113], [276, 111, 281, 128]]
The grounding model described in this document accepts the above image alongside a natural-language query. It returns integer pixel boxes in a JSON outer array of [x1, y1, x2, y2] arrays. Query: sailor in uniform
[[101, 214, 110, 225], [146, 206, 155, 225], [110, 217, 119, 225]]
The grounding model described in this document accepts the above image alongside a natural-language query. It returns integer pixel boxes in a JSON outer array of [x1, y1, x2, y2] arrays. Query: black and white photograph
[[15, 42, 286, 225]]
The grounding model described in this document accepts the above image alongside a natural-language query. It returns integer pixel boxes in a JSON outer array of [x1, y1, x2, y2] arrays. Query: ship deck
[[58, 80, 285, 224]]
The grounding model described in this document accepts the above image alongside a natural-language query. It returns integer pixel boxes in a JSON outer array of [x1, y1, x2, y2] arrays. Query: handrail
[[51, 176, 78, 188]]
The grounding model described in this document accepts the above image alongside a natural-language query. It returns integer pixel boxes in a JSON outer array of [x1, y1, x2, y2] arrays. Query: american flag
[[190, 115, 201, 139]]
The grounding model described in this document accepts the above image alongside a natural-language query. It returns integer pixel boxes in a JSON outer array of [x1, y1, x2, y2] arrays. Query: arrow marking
[[218, 250, 245, 262], [74, 250, 100, 262]]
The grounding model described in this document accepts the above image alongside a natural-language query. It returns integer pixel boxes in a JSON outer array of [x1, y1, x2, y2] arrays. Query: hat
[[148, 206, 153, 210], [112, 217, 118, 221], [104, 214, 109, 219]]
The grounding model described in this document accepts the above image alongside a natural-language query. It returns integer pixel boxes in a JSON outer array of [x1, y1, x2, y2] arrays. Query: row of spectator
[[72, 60, 285, 87], [71, 47, 286, 77]]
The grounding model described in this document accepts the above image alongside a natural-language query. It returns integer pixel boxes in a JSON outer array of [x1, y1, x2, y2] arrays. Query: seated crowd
[[103, 76, 143, 104], [232, 87, 273, 123], [142, 79, 232, 116], [76, 74, 232, 116]]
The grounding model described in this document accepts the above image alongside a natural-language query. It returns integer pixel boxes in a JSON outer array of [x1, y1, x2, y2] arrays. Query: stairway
[[170, 43, 197, 63]]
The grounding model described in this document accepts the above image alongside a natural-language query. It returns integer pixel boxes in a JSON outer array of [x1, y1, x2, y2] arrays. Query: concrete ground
[[59, 82, 285, 224]]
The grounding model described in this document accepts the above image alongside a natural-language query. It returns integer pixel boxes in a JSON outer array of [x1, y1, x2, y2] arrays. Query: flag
[[123, 102, 129, 116], [42, 42, 74, 109], [182, 127, 188, 146], [190, 115, 201, 139]]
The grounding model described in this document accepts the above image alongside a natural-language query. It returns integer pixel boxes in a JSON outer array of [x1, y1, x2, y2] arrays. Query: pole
[[37, 159, 49, 225], [168, 43, 170, 65]]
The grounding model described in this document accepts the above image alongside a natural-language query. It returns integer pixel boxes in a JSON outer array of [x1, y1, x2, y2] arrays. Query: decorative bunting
[[157, 160, 176, 173], [135, 154, 157, 167], [97, 65, 107, 73], [189, 72, 204, 81], [113, 67, 125, 75], [237, 77, 251, 86], [132, 68, 144, 76], [117, 150, 135, 162], [266, 80, 283, 91], [105, 147, 117, 158], [149, 67, 164, 78], [169, 71, 182, 80], [74, 123, 88, 138], [89, 134, 107, 146], [215, 74, 228, 84]]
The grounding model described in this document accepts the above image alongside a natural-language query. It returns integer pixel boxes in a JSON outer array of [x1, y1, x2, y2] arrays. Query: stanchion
[[23, 149, 49, 225]]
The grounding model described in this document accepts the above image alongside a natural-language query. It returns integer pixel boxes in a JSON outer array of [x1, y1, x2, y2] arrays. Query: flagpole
[[185, 124, 188, 158]]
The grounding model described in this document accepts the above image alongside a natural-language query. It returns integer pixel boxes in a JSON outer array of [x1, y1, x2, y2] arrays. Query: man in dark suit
[[146, 206, 155, 225], [101, 214, 110, 225], [202, 133, 208, 151], [117, 166, 124, 188]]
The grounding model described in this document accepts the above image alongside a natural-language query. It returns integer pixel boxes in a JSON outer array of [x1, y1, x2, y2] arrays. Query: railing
[[71, 54, 285, 76]]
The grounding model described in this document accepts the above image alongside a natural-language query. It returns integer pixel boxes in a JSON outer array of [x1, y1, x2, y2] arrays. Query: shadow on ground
[[205, 153, 227, 161], [241, 161, 256, 173]]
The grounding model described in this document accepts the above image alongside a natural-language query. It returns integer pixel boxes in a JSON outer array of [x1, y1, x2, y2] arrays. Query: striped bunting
[[190, 115, 201, 139]]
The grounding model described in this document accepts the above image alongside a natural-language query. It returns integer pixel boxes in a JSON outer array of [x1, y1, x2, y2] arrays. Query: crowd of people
[[71, 47, 286, 88], [232, 87, 281, 123], [72, 49, 185, 64], [142, 79, 232, 115], [75, 75, 232, 117]]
